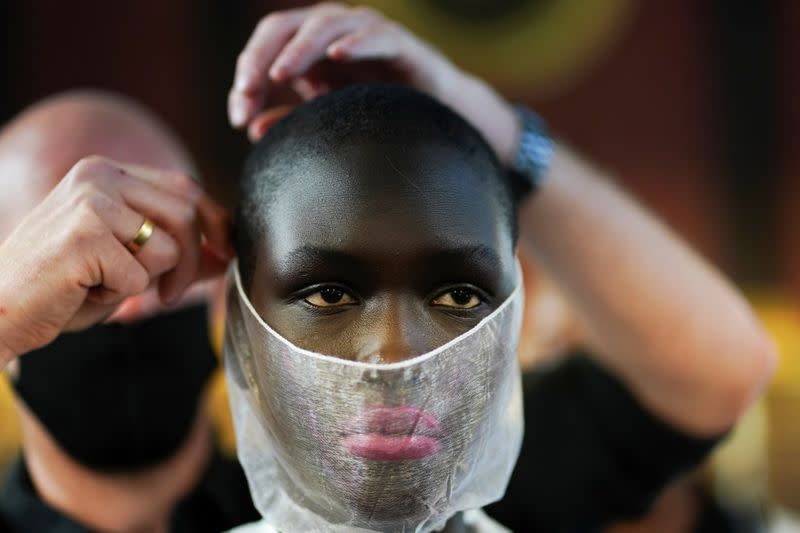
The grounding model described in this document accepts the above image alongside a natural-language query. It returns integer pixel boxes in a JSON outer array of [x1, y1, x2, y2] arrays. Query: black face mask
[[11, 304, 217, 473]]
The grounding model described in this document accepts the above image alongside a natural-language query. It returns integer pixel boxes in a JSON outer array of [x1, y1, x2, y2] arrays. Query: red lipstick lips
[[342, 405, 442, 461]]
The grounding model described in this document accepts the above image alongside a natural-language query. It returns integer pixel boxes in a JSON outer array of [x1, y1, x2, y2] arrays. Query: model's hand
[[0, 156, 232, 367], [228, 2, 519, 163]]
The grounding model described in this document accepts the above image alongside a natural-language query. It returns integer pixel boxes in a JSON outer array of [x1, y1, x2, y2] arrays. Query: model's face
[[247, 141, 515, 362]]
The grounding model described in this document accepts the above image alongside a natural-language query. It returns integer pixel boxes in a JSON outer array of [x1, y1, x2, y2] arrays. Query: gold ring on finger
[[126, 218, 155, 254]]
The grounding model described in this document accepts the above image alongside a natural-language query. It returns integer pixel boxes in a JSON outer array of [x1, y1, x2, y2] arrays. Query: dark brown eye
[[320, 287, 343, 304], [304, 287, 356, 307], [450, 289, 473, 306], [431, 288, 482, 309]]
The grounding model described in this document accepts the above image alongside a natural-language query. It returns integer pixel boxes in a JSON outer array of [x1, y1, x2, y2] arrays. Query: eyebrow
[[275, 246, 378, 293], [274, 244, 504, 297], [418, 245, 503, 297], [421, 245, 502, 272]]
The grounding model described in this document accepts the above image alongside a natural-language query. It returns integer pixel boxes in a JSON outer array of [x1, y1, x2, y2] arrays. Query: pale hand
[[228, 2, 520, 164], [0, 156, 231, 367]]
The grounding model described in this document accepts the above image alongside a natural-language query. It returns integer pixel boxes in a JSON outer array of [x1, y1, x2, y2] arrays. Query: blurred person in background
[[0, 92, 258, 533], [221, 4, 777, 532]]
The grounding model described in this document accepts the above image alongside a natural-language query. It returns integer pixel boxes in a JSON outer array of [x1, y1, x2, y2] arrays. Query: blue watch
[[510, 105, 554, 192]]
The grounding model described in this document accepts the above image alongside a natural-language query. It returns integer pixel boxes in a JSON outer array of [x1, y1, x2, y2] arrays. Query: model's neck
[[19, 402, 213, 533]]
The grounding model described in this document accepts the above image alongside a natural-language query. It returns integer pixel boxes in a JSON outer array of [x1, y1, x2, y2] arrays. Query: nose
[[360, 294, 433, 364]]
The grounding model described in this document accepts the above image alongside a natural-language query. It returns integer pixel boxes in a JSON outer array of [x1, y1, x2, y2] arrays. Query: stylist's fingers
[[124, 183, 231, 292], [198, 245, 230, 280], [107, 246, 229, 325], [230, 8, 309, 128], [83, 163, 201, 302], [120, 186, 228, 303], [114, 162, 203, 202], [66, 158, 184, 284], [247, 105, 295, 142], [75, 157, 227, 303], [269, 6, 380, 83], [0, 155, 227, 358], [130, 191, 201, 304], [325, 20, 404, 62], [325, 22, 446, 94], [64, 234, 153, 332], [87, 187, 180, 281], [84, 237, 151, 306], [195, 194, 233, 261], [114, 162, 232, 260]]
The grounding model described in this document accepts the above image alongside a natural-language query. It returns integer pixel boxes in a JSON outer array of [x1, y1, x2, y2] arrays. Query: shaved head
[[236, 84, 520, 290], [0, 91, 194, 240]]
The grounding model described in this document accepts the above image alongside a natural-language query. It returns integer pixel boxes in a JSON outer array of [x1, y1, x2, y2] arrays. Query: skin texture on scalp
[[235, 84, 519, 363]]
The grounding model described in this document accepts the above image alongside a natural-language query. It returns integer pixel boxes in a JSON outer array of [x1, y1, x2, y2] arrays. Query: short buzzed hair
[[234, 84, 520, 285]]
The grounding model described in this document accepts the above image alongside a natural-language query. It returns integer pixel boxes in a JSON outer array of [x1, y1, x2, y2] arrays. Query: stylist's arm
[[0, 155, 231, 370]]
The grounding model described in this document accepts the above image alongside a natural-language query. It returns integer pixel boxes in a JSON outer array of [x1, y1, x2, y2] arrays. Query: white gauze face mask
[[224, 260, 525, 533]]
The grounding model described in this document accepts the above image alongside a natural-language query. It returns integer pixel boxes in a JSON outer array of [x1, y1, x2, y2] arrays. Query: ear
[[247, 105, 295, 143]]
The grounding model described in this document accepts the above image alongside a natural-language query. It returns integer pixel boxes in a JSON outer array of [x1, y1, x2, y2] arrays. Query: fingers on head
[[69, 159, 205, 303], [230, 9, 308, 126], [64, 155, 231, 309], [68, 155, 116, 184], [109, 165, 231, 263], [133, 225, 180, 279], [271, 4, 382, 80], [114, 162, 203, 202], [154, 200, 202, 304], [85, 239, 150, 306], [68, 156, 202, 206], [326, 19, 398, 60], [247, 105, 295, 142], [80, 182, 178, 280], [229, 3, 384, 128]]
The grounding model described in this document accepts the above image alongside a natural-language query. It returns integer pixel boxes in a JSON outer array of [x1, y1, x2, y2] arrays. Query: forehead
[[259, 141, 513, 264]]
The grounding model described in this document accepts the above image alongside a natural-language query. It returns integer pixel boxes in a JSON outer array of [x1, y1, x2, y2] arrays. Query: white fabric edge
[[231, 258, 524, 371]]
